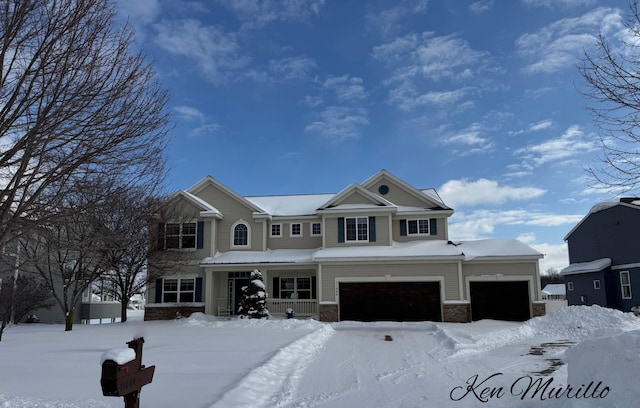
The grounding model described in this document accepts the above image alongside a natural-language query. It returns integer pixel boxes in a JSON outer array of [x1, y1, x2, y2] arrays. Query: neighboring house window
[[290, 223, 302, 237], [346, 217, 368, 241], [567, 282, 574, 291], [271, 224, 282, 237], [311, 222, 322, 236], [161, 222, 200, 249], [279, 277, 311, 299], [232, 222, 250, 247], [407, 219, 430, 235], [162, 278, 195, 303], [620, 271, 632, 299], [593, 280, 601, 290]]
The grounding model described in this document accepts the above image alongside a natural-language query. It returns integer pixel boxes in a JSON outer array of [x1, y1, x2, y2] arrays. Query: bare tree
[[579, 0, 640, 194], [0, 275, 54, 341], [0, 0, 170, 246]]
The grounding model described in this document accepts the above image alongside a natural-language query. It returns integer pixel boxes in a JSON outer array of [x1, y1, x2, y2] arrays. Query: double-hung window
[[407, 219, 430, 235], [290, 223, 302, 237], [280, 277, 312, 299], [271, 224, 282, 237], [164, 222, 197, 249], [163, 278, 195, 303], [346, 217, 368, 241], [620, 271, 632, 299], [311, 222, 322, 236]]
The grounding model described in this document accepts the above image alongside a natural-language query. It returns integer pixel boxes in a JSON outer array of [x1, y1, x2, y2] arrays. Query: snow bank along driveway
[[0, 306, 639, 408]]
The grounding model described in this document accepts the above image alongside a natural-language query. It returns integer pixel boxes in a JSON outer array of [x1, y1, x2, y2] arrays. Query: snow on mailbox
[[100, 337, 155, 408]]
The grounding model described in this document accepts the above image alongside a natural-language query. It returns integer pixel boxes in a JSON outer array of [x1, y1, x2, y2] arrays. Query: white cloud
[[305, 106, 369, 142], [153, 19, 249, 84], [323, 76, 367, 102], [531, 241, 570, 274], [269, 57, 317, 81], [439, 179, 546, 208], [216, 0, 326, 29], [522, 0, 596, 9], [365, 0, 428, 37], [174, 105, 206, 122], [301, 95, 323, 107], [388, 86, 471, 112], [516, 7, 623, 74], [515, 124, 598, 167], [469, 0, 494, 14]]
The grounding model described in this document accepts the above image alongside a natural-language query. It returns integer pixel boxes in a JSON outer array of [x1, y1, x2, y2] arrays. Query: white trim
[[230, 220, 251, 249], [289, 222, 303, 238], [209, 219, 217, 255], [612, 262, 640, 270], [465, 274, 535, 316], [620, 271, 633, 299], [593, 279, 601, 290], [270, 223, 283, 238], [310, 222, 322, 237]]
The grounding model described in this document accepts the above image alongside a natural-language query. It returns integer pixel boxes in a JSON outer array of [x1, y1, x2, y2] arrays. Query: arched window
[[233, 223, 249, 246]]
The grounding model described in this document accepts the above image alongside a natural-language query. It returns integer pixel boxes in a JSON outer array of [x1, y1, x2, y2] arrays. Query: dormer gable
[[187, 175, 266, 217], [361, 169, 452, 211], [317, 184, 396, 214]]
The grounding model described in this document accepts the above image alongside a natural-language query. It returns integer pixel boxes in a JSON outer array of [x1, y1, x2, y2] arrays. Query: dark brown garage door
[[470, 281, 530, 321], [339, 282, 441, 322]]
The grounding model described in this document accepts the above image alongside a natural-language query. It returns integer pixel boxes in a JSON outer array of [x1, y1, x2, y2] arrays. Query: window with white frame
[[567, 281, 574, 291], [407, 219, 430, 235], [290, 223, 302, 237], [233, 222, 249, 247], [271, 224, 282, 237], [594, 279, 601, 290], [620, 271, 632, 299], [163, 222, 197, 249], [311, 222, 322, 236], [346, 217, 368, 241], [163, 278, 195, 303], [280, 277, 311, 299]]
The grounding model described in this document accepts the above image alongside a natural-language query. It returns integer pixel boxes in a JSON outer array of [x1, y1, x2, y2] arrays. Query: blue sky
[[115, 0, 629, 273]]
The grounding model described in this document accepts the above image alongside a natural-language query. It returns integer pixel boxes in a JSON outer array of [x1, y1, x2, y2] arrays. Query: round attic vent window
[[378, 185, 390, 195]]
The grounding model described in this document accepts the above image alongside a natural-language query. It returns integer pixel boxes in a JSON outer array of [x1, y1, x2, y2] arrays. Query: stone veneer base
[[144, 305, 205, 321]]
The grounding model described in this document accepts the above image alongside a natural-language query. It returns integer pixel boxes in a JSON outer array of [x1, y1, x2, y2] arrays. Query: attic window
[[378, 185, 389, 195]]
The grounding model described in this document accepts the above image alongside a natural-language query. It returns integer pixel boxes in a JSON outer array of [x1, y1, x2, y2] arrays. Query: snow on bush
[[238, 269, 270, 319]]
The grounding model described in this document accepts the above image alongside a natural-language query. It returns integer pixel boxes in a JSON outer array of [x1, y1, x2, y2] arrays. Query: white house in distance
[[145, 170, 545, 323]]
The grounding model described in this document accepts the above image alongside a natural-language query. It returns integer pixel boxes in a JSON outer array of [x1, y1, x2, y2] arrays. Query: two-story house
[[145, 170, 545, 323], [562, 198, 640, 311]]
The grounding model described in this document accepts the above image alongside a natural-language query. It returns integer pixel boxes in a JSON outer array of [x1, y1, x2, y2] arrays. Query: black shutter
[[369, 217, 376, 242], [311, 276, 317, 299], [338, 217, 345, 243], [430, 218, 438, 236], [272, 277, 280, 298], [196, 221, 204, 249], [195, 277, 203, 302], [155, 278, 163, 303], [157, 223, 165, 250], [400, 219, 407, 236]]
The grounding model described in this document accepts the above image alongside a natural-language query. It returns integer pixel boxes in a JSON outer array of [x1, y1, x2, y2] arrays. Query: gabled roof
[[542, 284, 566, 296], [166, 191, 223, 218], [361, 169, 452, 211], [245, 194, 334, 217], [564, 199, 640, 241], [453, 239, 543, 260], [317, 183, 396, 212], [187, 175, 265, 214]]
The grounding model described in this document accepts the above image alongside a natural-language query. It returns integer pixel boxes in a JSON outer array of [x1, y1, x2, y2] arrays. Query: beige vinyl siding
[[321, 262, 460, 302], [268, 221, 322, 250], [392, 217, 446, 241], [193, 184, 264, 252], [365, 180, 433, 208], [339, 190, 379, 205], [324, 215, 391, 248], [462, 261, 541, 298]]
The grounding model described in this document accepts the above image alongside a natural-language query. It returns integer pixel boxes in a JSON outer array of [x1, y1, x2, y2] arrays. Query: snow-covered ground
[[1, 305, 639, 407]]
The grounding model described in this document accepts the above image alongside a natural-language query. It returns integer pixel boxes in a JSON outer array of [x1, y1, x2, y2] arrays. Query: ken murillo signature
[[450, 373, 610, 403]]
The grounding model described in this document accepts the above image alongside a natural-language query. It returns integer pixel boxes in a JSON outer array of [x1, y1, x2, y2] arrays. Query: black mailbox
[[100, 337, 155, 408]]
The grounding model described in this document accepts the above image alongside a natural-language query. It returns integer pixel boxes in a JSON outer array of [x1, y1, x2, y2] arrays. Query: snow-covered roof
[[542, 284, 566, 296], [246, 194, 334, 216], [201, 239, 541, 265], [561, 258, 611, 276], [453, 239, 543, 260]]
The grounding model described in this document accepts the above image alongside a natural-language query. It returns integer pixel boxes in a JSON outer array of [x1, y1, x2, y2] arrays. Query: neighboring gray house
[[146, 170, 545, 323], [562, 199, 640, 312]]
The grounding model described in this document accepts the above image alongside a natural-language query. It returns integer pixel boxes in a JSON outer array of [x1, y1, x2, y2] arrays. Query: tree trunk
[[65, 312, 74, 331], [121, 297, 129, 323], [0, 320, 6, 342]]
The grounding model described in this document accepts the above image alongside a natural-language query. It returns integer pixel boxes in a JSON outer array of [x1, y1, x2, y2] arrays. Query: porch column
[[204, 269, 214, 315]]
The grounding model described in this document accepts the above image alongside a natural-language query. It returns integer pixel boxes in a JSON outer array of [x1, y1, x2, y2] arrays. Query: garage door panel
[[339, 282, 441, 322], [470, 281, 530, 321]]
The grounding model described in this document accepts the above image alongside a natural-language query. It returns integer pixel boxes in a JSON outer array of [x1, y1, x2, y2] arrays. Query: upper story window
[[290, 223, 302, 237], [232, 222, 250, 247], [161, 222, 198, 249], [311, 222, 322, 236], [620, 271, 632, 299], [271, 224, 282, 237], [408, 219, 429, 235], [346, 217, 368, 241]]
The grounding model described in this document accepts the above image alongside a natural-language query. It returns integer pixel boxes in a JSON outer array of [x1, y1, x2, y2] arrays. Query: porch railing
[[266, 299, 318, 316]]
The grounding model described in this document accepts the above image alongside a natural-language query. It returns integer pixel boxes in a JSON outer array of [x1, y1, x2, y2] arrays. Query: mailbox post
[[100, 337, 155, 408]]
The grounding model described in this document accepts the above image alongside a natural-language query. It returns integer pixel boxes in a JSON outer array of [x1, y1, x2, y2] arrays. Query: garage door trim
[[465, 275, 534, 319]]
